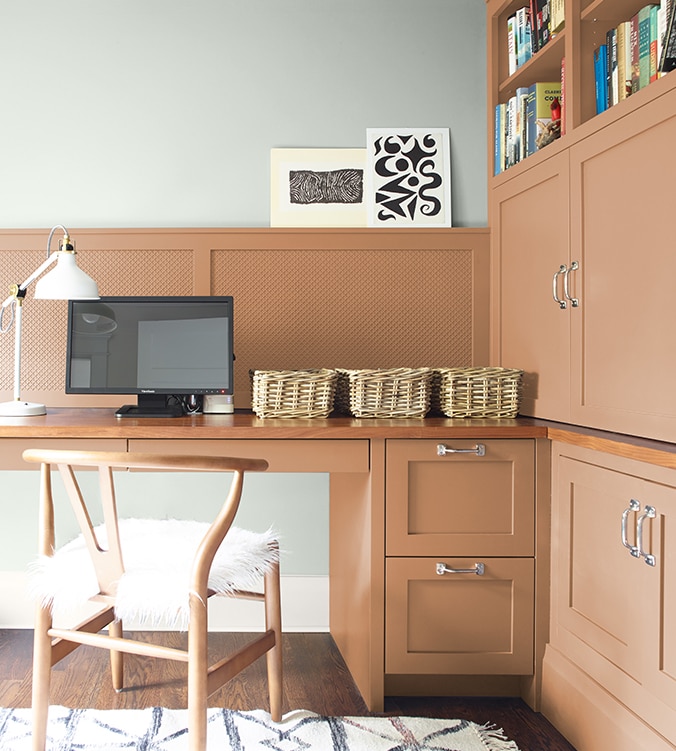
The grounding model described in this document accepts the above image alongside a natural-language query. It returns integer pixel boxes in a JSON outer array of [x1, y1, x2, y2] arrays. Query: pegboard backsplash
[[0, 228, 489, 410]]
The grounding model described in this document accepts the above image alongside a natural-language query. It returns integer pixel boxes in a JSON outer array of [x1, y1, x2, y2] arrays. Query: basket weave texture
[[251, 369, 337, 418], [336, 367, 433, 418], [436, 367, 523, 418]]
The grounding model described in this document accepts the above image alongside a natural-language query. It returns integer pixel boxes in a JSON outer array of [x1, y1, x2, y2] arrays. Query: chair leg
[[109, 618, 124, 691], [188, 592, 209, 751], [31, 605, 53, 751], [265, 557, 283, 722]]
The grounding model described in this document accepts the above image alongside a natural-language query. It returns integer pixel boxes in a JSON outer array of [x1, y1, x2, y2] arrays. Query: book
[[650, 4, 659, 81], [616, 21, 632, 100], [525, 81, 562, 154], [659, 0, 676, 70], [550, 0, 564, 34], [516, 7, 533, 68], [529, 0, 550, 52], [529, 0, 540, 53], [507, 15, 517, 75], [607, 28, 618, 105], [505, 95, 518, 169], [594, 45, 609, 113], [631, 12, 641, 92], [658, 0, 673, 72], [560, 55, 566, 136], [516, 86, 529, 162], [638, 5, 656, 89], [494, 103, 505, 175]]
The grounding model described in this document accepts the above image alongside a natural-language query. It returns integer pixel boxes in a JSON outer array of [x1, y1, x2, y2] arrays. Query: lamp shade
[[33, 251, 100, 300]]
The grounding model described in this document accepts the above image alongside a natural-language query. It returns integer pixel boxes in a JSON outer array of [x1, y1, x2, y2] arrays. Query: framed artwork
[[270, 148, 367, 227], [366, 128, 452, 227]]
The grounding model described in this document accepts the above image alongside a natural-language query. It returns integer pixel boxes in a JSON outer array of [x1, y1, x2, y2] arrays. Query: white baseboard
[[0, 572, 329, 632]]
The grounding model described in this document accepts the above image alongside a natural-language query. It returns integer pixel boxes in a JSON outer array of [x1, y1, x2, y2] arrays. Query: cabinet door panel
[[385, 556, 534, 675], [492, 153, 570, 421], [569, 89, 676, 442], [386, 439, 534, 557]]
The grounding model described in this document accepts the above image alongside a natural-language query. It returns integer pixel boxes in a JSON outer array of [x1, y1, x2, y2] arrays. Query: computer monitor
[[66, 296, 234, 417]]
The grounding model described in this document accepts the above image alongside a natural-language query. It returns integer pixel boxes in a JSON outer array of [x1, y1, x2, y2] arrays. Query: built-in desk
[[0, 408, 549, 710]]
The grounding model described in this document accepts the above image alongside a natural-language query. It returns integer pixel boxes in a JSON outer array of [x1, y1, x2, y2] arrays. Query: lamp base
[[0, 400, 47, 417]]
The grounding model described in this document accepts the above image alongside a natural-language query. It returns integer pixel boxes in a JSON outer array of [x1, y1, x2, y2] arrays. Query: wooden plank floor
[[0, 630, 575, 750]]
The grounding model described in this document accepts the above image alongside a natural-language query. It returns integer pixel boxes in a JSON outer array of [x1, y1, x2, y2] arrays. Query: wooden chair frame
[[23, 448, 282, 751]]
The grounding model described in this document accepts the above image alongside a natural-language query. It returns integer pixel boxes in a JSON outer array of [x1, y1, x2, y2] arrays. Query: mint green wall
[[1, 471, 329, 575], [0, 0, 486, 579], [0, 0, 486, 228]]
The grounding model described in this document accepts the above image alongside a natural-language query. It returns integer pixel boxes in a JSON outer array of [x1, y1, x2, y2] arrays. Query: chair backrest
[[23, 449, 269, 599]]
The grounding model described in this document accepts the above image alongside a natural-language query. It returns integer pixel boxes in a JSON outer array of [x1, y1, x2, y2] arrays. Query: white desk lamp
[[0, 225, 100, 417]]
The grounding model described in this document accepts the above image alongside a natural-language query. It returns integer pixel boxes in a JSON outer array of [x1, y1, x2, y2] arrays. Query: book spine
[[638, 5, 654, 89], [560, 56, 566, 136], [550, 0, 564, 33], [515, 7, 532, 68], [494, 104, 503, 176], [631, 13, 641, 92], [658, 0, 672, 72], [529, 0, 540, 53], [650, 4, 659, 81], [507, 15, 517, 76], [594, 45, 608, 114], [529, 81, 562, 151], [617, 21, 630, 100], [539, 0, 550, 48], [659, 0, 676, 71], [516, 86, 529, 163], [608, 28, 618, 105]]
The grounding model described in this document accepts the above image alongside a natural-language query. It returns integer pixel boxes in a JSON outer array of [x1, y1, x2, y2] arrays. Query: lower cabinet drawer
[[385, 556, 534, 675]]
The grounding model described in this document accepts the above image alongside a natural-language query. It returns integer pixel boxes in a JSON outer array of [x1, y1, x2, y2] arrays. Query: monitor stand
[[115, 394, 183, 418]]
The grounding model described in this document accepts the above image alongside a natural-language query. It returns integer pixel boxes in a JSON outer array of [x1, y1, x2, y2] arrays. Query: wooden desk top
[[0, 409, 673, 469], [0, 409, 548, 440]]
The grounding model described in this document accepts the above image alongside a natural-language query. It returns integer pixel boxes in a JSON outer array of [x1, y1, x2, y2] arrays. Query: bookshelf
[[488, 0, 676, 177]]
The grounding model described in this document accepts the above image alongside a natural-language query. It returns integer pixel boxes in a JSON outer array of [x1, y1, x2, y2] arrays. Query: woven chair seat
[[30, 519, 279, 630]]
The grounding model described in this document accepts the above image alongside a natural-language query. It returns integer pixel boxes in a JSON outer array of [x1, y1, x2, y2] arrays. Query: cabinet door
[[551, 443, 676, 739], [386, 439, 534, 557], [491, 152, 571, 421], [385, 556, 534, 675], [569, 87, 676, 442]]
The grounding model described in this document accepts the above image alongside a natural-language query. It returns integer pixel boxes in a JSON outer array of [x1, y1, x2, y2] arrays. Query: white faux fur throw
[[29, 519, 279, 630]]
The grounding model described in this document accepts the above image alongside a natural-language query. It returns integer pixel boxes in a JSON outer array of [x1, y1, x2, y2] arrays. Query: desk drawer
[[0, 438, 128, 470], [386, 439, 535, 557], [129, 439, 370, 473], [385, 556, 534, 675]]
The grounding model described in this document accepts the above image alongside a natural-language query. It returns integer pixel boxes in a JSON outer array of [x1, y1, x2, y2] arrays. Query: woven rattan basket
[[436, 367, 523, 418], [336, 367, 433, 418], [251, 369, 337, 418]]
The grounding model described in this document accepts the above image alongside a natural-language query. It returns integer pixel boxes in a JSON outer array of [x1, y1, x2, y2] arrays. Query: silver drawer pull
[[636, 505, 656, 567], [563, 261, 579, 307], [621, 499, 640, 556], [436, 562, 485, 576], [437, 443, 486, 457], [552, 264, 567, 309]]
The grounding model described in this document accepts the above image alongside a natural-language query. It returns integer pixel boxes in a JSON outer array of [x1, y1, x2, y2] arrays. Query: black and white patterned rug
[[0, 707, 521, 750]]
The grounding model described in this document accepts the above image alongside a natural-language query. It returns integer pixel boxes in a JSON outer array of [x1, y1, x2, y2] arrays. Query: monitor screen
[[66, 296, 234, 417]]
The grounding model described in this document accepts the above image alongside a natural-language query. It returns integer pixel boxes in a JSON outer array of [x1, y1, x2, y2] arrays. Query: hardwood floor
[[0, 630, 575, 750]]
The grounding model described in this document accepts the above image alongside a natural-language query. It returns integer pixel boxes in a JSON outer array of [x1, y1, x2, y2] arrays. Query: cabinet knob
[[437, 443, 486, 457], [436, 562, 485, 576]]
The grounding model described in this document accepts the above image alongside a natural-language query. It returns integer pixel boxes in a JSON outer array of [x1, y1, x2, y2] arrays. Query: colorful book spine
[[560, 55, 566, 136], [658, 0, 673, 72], [638, 5, 655, 89], [631, 13, 641, 92], [616, 21, 632, 100], [516, 7, 532, 68], [607, 28, 619, 105], [594, 45, 609, 113], [494, 103, 505, 175], [507, 15, 517, 76], [650, 4, 659, 81], [659, 0, 676, 71], [516, 86, 529, 162]]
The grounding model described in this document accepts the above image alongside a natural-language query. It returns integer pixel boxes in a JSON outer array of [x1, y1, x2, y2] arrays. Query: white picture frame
[[270, 148, 367, 227], [366, 128, 452, 227]]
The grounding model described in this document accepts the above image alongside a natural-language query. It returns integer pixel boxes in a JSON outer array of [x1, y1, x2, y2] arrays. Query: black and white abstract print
[[367, 128, 451, 227], [289, 168, 363, 205]]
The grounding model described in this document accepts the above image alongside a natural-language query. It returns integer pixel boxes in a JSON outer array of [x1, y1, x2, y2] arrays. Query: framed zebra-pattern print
[[270, 148, 367, 227], [366, 128, 452, 227]]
